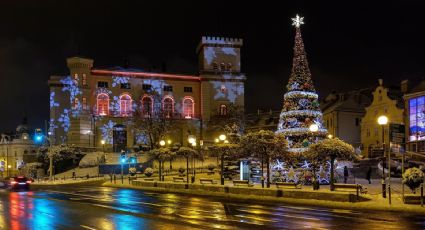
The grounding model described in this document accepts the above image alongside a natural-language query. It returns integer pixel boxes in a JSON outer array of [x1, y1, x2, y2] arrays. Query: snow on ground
[[79, 152, 105, 167], [54, 166, 99, 178]]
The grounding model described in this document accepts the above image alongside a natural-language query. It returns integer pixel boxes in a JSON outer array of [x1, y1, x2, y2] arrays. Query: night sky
[[1, 1, 424, 132]]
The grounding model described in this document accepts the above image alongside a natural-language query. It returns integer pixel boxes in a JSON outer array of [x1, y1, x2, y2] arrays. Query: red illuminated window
[[120, 94, 132, 116], [142, 96, 153, 117], [219, 104, 227, 116], [97, 93, 109, 116], [162, 96, 174, 118], [183, 97, 194, 119]]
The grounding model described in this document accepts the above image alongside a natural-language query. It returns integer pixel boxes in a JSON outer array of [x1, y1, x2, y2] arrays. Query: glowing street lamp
[[219, 134, 226, 141], [215, 138, 219, 143], [377, 115, 391, 203], [159, 140, 166, 147], [327, 134, 333, 139], [167, 140, 172, 145], [309, 124, 319, 132]]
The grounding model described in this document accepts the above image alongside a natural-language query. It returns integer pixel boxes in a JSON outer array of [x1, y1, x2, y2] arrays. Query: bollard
[[113, 174, 116, 184]]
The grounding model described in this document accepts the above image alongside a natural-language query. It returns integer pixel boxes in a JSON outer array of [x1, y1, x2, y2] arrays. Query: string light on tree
[[276, 14, 327, 152]]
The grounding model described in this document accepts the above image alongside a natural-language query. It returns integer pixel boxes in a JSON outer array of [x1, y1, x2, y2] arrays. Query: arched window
[[97, 93, 109, 116], [183, 97, 194, 119], [219, 104, 227, 116], [73, 98, 79, 109], [227, 63, 232, 72], [141, 96, 153, 117], [162, 96, 174, 118], [220, 63, 225, 71], [120, 94, 132, 116]]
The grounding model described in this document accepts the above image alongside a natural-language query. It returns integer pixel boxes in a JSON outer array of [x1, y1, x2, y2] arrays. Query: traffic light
[[130, 157, 136, 164], [34, 128, 43, 144], [120, 150, 126, 163]]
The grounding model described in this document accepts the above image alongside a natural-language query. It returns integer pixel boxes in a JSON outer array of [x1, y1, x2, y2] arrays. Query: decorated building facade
[[48, 37, 245, 151], [360, 79, 404, 157]]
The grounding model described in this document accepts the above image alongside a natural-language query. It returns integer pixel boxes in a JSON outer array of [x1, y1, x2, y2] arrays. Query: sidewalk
[[102, 172, 425, 214]]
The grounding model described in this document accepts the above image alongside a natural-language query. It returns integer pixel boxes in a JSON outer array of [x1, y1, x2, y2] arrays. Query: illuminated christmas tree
[[277, 15, 327, 153]]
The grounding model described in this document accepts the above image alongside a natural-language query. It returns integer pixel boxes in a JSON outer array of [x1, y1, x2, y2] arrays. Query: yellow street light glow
[[101, 140, 106, 145], [219, 134, 226, 141], [327, 134, 333, 139], [191, 142, 197, 147], [188, 137, 196, 144], [377, 115, 388, 125], [215, 138, 219, 143], [167, 140, 172, 145], [224, 140, 229, 144], [159, 140, 166, 146], [309, 124, 319, 132], [7, 165, 11, 169]]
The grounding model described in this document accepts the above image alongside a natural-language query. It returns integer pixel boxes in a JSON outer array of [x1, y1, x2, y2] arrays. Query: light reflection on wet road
[[0, 186, 423, 229]]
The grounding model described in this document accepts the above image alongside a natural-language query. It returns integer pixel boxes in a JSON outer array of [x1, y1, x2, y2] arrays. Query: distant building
[[403, 79, 425, 153], [360, 79, 404, 158], [0, 118, 37, 177], [245, 109, 280, 132], [321, 89, 372, 147], [48, 37, 246, 150]]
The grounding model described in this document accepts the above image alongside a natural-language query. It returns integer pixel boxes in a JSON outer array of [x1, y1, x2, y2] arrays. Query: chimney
[[401, 79, 409, 93]]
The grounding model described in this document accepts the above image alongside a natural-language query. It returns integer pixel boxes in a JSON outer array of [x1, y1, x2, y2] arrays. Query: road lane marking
[[80, 225, 97, 230]]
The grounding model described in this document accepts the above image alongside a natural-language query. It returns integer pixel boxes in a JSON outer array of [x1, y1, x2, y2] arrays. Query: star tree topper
[[291, 14, 304, 28]]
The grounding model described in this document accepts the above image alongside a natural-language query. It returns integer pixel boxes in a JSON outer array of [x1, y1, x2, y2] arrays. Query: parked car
[[8, 176, 31, 191]]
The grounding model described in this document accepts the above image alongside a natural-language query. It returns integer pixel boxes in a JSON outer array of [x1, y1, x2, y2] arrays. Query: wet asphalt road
[[0, 185, 424, 230]]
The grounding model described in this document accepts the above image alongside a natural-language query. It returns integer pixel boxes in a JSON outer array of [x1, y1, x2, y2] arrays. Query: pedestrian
[[72, 171, 76, 179], [343, 166, 349, 184], [366, 166, 372, 184]]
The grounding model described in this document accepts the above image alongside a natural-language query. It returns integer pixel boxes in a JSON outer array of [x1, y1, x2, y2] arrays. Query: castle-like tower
[[276, 15, 327, 153]]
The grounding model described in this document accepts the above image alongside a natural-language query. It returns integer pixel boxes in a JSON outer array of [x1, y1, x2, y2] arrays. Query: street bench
[[233, 180, 253, 187], [173, 177, 187, 183], [275, 182, 302, 189], [334, 183, 367, 194], [199, 178, 217, 184]]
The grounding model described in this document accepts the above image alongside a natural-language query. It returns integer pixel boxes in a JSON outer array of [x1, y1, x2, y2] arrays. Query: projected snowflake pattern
[[100, 120, 116, 144], [58, 109, 70, 132], [112, 76, 130, 87], [50, 92, 59, 109]]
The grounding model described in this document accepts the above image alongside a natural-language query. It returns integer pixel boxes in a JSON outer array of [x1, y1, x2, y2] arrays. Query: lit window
[[97, 93, 109, 116], [82, 97, 87, 110], [227, 63, 232, 72], [120, 94, 132, 116], [219, 104, 227, 116], [162, 96, 174, 118], [220, 63, 225, 71], [183, 97, 194, 119], [73, 98, 79, 109], [141, 96, 153, 117], [82, 74, 87, 86], [74, 73, 79, 81]]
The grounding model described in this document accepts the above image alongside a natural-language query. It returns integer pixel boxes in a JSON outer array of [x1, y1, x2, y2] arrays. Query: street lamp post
[[101, 140, 105, 153], [216, 134, 227, 185], [187, 136, 196, 183], [377, 115, 388, 200]]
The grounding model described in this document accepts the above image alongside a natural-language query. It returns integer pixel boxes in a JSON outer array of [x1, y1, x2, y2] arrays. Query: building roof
[[408, 79, 425, 94], [321, 88, 373, 113]]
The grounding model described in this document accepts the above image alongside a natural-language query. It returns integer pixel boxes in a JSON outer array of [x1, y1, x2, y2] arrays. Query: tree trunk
[[159, 160, 162, 181], [266, 155, 270, 188], [186, 156, 189, 184], [330, 157, 335, 191], [261, 153, 264, 188], [221, 153, 224, 185]]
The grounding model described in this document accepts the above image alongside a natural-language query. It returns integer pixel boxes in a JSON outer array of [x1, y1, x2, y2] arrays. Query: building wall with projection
[[47, 37, 245, 150]]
